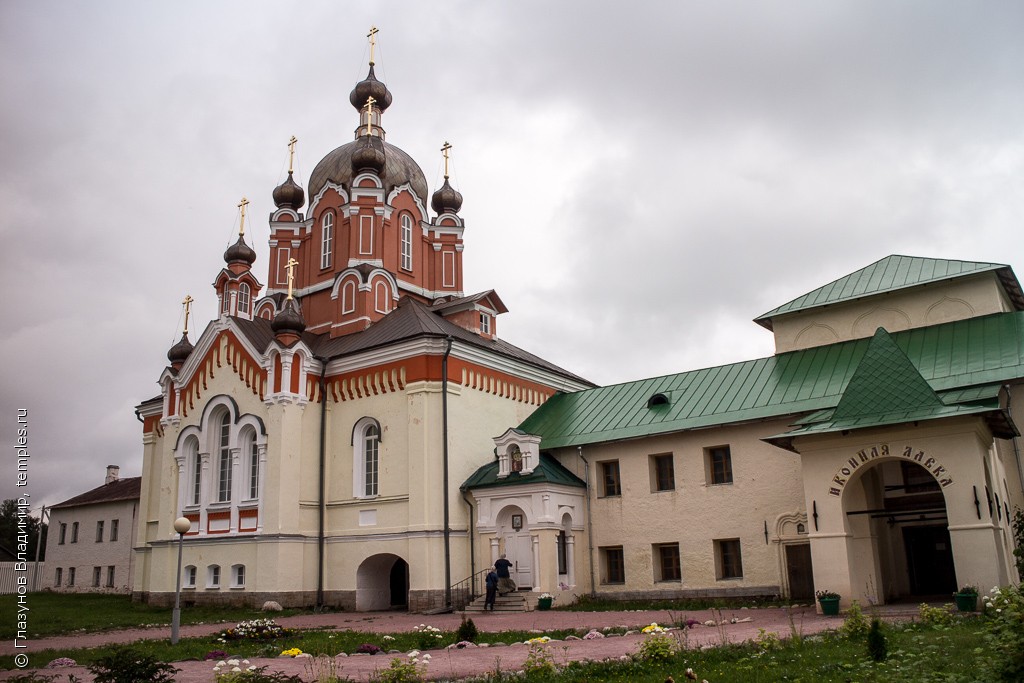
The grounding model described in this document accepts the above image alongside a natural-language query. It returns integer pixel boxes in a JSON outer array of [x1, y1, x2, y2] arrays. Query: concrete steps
[[463, 590, 543, 613]]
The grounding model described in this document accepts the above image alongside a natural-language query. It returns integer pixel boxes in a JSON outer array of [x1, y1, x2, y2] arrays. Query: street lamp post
[[170, 516, 191, 644]]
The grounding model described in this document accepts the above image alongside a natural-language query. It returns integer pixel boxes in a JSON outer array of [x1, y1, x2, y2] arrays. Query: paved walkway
[[1, 605, 919, 682]]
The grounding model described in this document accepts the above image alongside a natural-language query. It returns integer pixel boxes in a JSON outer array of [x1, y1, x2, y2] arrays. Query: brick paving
[[1, 605, 919, 682]]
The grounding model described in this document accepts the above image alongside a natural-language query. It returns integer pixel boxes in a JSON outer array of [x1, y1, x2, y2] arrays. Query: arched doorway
[[356, 554, 408, 611], [844, 459, 954, 602], [496, 505, 533, 589]]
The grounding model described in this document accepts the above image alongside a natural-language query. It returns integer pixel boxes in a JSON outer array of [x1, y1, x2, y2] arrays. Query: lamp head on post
[[170, 516, 191, 645], [173, 517, 192, 535]]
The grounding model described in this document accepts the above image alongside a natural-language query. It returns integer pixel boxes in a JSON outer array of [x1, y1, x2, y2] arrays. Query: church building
[[134, 35, 1023, 612]]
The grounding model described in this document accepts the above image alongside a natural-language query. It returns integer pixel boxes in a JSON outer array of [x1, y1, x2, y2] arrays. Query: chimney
[[105, 465, 120, 485]]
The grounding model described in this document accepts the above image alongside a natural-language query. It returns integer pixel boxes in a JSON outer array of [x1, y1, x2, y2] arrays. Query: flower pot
[[954, 593, 978, 612], [537, 597, 552, 611], [818, 596, 840, 616]]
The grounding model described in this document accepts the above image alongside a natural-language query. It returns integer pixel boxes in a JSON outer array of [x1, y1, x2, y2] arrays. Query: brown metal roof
[[51, 477, 141, 509]]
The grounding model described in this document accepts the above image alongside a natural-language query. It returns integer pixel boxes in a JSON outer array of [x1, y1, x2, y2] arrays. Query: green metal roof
[[518, 311, 1024, 449], [755, 256, 1024, 330], [461, 453, 587, 491]]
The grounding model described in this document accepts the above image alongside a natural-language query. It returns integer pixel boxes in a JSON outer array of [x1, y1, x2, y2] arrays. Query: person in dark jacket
[[494, 554, 516, 595], [484, 566, 499, 610]]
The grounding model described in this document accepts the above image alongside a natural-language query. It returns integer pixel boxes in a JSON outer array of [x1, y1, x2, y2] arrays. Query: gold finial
[[237, 197, 249, 237], [285, 257, 299, 300], [441, 141, 453, 179], [287, 136, 298, 174], [367, 26, 379, 65], [365, 96, 376, 136], [182, 295, 194, 335]]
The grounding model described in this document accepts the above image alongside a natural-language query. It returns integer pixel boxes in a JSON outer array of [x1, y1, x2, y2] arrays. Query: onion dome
[[223, 235, 257, 266], [272, 171, 305, 209], [349, 64, 393, 114], [351, 135, 387, 175], [271, 299, 306, 336], [167, 333, 194, 366], [309, 140, 427, 203], [431, 177, 463, 215]]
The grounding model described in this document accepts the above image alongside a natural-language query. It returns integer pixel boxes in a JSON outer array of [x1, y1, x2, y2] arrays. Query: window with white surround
[[222, 291, 231, 313], [400, 214, 413, 270], [321, 212, 334, 269], [359, 215, 374, 255], [217, 412, 231, 502], [443, 250, 455, 287], [207, 564, 221, 588], [353, 417, 381, 498], [186, 435, 201, 506], [184, 565, 197, 588], [238, 284, 251, 315], [232, 564, 245, 588], [248, 437, 259, 500], [374, 280, 390, 314], [480, 313, 491, 335]]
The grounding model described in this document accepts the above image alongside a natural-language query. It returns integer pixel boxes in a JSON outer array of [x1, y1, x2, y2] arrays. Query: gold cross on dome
[[237, 197, 249, 236], [285, 257, 299, 300], [365, 96, 376, 136], [441, 141, 452, 179], [182, 295, 194, 335], [367, 26, 379, 65], [287, 136, 297, 174]]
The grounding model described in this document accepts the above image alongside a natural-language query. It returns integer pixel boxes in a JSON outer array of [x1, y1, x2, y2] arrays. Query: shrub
[[838, 600, 869, 639], [1013, 507, 1024, 579], [214, 661, 304, 683], [87, 646, 178, 683], [918, 602, 956, 627], [636, 632, 677, 662], [456, 615, 478, 643], [219, 618, 296, 641], [522, 642, 556, 675], [411, 623, 445, 650], [370, 653, 429, 682], [981, 584, 1024, 681], [866, 618, 887, 662]]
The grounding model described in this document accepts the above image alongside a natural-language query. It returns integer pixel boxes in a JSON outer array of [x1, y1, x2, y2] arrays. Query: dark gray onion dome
[[431, 177, 463, 215], [271, 298, 306, 336], [309, 139, 428, 203], [167, 333, 194, 365], [223, 235, 257, 266], [272, 171, 305, 209], [349, 64, 393, 113], [351, 135, 387, 175]]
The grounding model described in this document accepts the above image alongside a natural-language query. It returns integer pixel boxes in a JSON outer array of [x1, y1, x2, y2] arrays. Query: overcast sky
[[3, 1, 1023, 510]]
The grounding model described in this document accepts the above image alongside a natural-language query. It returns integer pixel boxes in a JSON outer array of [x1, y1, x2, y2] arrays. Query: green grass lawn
[[0, 592, 301, 640]]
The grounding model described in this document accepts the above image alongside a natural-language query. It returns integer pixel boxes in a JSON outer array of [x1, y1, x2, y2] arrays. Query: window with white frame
[[248, 437, 259, 500], [321, 212, 334, 269], [353, 417, 381, 498], [217, 412, 231, 502], [479, 313, 491, 335], [222, 291, 231, 313], [184, 565, 197, 588], [374, 280, 390, 314], [400, 214, 413, 270], [187, 436, 202, 506], [231, 564, 246, 588], [238, 283, 251, 315], [207, 564, 221, 588]]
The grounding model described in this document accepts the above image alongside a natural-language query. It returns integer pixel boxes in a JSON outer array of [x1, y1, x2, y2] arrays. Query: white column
[[174, 454, 186, 515], [566, 535, 576, 588], [490, 537, 500, 566], [198, 453, 211, 535], [531, 534, 541, 591], [229, 447, 242, 532], [256, 444, 268, 533]]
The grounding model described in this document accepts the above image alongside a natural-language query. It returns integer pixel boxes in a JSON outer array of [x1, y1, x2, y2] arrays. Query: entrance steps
[[463, 590, 543, 613]]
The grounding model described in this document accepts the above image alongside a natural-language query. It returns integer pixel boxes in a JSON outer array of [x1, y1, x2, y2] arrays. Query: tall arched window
[[240, 426, 259, 500], [374, 280, 390, 314], [400, 214, 413, 271], [321, 212, 334, 269], [217, 412, 232, 502], [342, 279, 356, 314], [222, 291, 231, 313], [185, 435, 201, 506], [353, 417, 381, 498], [238, 284, 251, 315]]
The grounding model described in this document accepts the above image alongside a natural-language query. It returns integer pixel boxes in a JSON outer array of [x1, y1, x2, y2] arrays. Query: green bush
[[456, 616, 478, 643], [981, 584, 1024, 681], [636, 632, 677, 662], [838, 600, 869, 639], [86, 646, 178, 683], [918, 602, 956, 627]]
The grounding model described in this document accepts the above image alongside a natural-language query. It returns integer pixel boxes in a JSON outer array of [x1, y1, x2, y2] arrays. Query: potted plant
[[816, 589, 841, 616], [537, 592, 554, 610], [954, 585, 978, 612]]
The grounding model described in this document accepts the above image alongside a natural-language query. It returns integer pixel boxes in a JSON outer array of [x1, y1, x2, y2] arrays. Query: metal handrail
[[449, 568, 490, 610]]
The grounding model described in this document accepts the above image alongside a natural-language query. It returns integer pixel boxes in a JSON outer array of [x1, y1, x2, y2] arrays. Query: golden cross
[[237, 197, 249, 236], [287, 136, 297, 174], [441, 141, 452, 179], [182, 295, 194, 335], [367, 26, 379, 65], [285, 257, 299, 300], [365, 96, 376, 136]]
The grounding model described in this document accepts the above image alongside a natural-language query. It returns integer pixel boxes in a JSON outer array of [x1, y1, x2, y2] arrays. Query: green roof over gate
[[755, 256, 1024, 330], [462, 453, 586, 491], [518, 311, 1024, 449]]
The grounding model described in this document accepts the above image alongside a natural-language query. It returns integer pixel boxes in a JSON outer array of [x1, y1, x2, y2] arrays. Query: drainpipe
[[442, 336, 454, 610], [316, 357, 328, 611], [1006, 384, 1024, 495], [578, 446, 596, 598], [461, 489, 476, 594]]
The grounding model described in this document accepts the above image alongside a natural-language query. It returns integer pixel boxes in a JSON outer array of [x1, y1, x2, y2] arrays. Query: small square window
[[600, 461, 621, 497], [654, 543, 681, 582], [715, 539, 743, 579], [650, 453, 675, 492], [600, 546, 625, 584], [706, 446, 733, 485]]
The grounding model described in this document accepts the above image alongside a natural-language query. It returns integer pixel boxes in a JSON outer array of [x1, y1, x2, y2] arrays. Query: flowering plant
[[956, 584, 978, 596], [219, 618, 295, 641], [412, 623, 444, 650], [44, 658, 77, 668], [212, 659, 260, 681], [816, 589, 840, 600], [539, 592, 554, 600], [280, 648, 303, 657], [641, 622, 666, 633], [525, 635, 551, 644]]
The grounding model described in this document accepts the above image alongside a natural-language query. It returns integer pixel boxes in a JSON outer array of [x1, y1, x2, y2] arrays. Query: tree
[[0, 499, 47, 561]]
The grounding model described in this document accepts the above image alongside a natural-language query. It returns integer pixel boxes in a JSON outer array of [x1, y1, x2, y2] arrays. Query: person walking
[[484, 566, 499, 611], [494, 553, 516, 595]]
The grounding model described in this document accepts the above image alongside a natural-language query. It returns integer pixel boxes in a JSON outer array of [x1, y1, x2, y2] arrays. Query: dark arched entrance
[[356, 553, 408, 611], [389, 558, 408, 608]]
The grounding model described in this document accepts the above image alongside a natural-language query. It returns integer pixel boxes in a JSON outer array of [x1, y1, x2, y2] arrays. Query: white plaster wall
[[45, 499, 138, 592]]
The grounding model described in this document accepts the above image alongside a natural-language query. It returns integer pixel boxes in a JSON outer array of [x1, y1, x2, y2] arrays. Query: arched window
[[342, 279, 356, 314], [321, 212, 334, 269], [185, 435, 201, 506], [216, 412, 232, 502], [238, 284, 251, 315], [183, 565, 197, 588], [239, 427, 259, 500], [374, 280, 390, 314], [222, 291, 231, 313], [400, 214, 413, 271], [231, 564, 246, 588], [353, 417, 381, 498], [207, 564, 221, 588]]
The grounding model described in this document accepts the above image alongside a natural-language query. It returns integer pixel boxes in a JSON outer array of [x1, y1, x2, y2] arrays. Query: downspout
[[1006, 384, 1024, 494], [578, 446, 596, 598], [461, 489, 476, 595], [442, 336, 454, 610], [316, 357, 328, 611]]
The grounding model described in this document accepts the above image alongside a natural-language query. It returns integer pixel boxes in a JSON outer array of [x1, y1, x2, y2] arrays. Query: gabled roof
[[431, 290, 509, 315], [519, 310, 1024, 449], [461, 453, 587, 491], [755, 256, 1024, 330], [232, 297, 592, 386], [51, 477, 141, 509]]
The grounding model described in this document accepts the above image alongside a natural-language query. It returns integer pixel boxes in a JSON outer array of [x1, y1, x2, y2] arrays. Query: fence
[[0, 562, 46, 593]]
